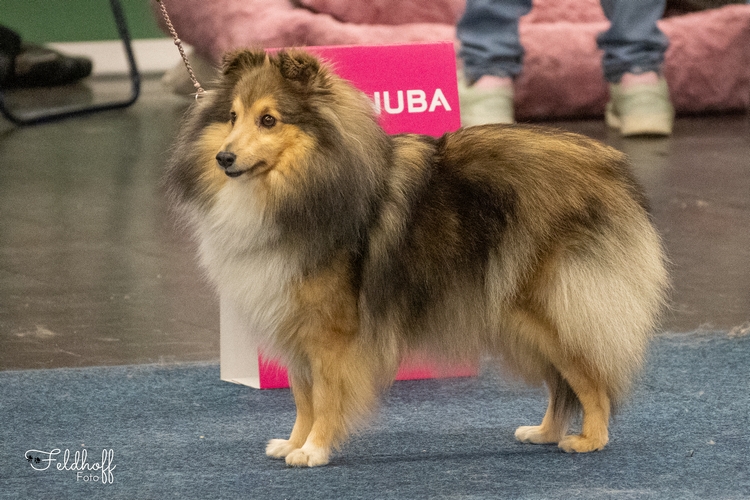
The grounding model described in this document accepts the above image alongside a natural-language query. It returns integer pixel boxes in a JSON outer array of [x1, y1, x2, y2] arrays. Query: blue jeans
[[457, 0, 669, 83]]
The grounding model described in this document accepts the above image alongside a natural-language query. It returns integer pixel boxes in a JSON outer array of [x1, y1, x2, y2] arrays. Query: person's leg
[[457, 0, 532, 83], [598, 0, 674, 136], [597, 0, 669, 83], [457, 0, 531, 125]]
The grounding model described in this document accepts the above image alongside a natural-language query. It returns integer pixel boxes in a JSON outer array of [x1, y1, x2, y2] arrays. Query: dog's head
[[166, 49, 390, 261], [212, 49, 329, 181], [166, 49, 350, 213]]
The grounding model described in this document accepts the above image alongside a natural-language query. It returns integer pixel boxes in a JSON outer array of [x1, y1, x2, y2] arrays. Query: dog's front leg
[[266, 372, 314, 459], [278, 257, 380, 467], [284, 341, 379, 467], [284, 354, 346, 467]]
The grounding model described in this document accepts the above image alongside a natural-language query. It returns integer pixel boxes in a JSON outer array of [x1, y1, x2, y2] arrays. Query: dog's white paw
[[285, 444, 330, 467], [266, 439, 296, 459], [515, 425, 560, 444]]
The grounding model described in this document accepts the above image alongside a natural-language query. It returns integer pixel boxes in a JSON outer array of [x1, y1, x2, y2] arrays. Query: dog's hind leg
[[515, 360, 610, 453], [266, 372, 314, 459], [554, 362, 610, 453], [515, 370, 577, 445], [508, 309, 609, 452]]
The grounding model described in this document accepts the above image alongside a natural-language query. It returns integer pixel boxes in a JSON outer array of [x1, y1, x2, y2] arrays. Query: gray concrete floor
[[1, 76, 748, 370]]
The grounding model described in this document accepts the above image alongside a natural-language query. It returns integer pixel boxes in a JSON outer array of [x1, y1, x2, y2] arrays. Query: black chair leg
[[0, 0, 140, 126]]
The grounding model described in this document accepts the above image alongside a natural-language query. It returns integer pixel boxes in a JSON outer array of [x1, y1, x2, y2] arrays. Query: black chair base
[[0, 0, 140, 126]]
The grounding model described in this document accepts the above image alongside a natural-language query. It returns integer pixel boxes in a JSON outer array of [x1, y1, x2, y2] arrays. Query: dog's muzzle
[[216, 151, 243, 177]]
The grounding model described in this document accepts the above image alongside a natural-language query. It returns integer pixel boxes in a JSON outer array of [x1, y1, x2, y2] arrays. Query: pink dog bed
[[157, 0, 750, 120]]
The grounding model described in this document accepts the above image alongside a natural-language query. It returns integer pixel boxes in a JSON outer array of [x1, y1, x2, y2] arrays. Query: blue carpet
[[1, 333, 748, 499]]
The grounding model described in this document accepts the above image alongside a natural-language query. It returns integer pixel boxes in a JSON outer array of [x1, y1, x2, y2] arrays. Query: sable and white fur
[[165, 49, 669, 467]]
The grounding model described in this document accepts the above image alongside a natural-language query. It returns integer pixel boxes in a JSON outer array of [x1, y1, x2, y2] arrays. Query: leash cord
[[155, 0, 205, 99]]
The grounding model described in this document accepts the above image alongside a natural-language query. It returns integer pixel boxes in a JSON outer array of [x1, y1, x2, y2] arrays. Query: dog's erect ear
[[276, 50, 322, 86], [221, 49, 267, 77]]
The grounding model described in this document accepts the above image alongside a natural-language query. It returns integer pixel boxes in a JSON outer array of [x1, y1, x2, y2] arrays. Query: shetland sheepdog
[[165, 49, 668, 467]]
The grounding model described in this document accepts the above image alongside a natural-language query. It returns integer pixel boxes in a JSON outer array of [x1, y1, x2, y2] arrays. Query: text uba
[[372, 88, 452, 115]]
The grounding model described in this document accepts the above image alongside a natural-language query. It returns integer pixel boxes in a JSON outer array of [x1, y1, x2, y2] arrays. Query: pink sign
[[304, 42, 461, 136], [239, 42, 471, 388]]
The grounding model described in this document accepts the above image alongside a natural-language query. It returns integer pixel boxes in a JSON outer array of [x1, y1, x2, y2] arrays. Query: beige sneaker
[[458, 76, 514, 127], [606, 77, 674, 137]]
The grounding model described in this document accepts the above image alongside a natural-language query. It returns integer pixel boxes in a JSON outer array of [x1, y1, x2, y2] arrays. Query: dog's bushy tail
[[542, 218, 669, 406]]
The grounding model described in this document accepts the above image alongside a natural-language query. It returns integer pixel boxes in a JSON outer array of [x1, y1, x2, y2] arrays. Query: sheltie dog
[[165, 49, 668, 467]]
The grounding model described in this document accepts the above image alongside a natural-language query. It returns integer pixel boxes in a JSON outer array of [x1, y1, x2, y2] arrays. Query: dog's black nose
[[216, 151, 236, 169]]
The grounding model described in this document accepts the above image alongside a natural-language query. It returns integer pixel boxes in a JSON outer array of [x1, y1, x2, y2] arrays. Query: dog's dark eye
[[229, 111, 237, 125], [260, 114, 276, 128]]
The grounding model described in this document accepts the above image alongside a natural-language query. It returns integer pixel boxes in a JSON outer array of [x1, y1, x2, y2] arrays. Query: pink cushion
[[662, 6, 750, 114], [296, 0, 464, 25], [157, 0, 750, 118], [294, 0, 607, 25], [516, 5, 750, 119]]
